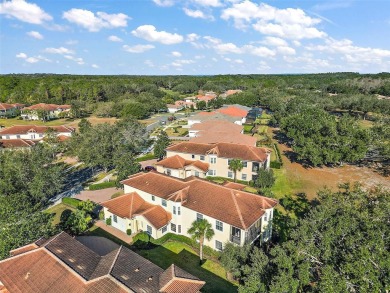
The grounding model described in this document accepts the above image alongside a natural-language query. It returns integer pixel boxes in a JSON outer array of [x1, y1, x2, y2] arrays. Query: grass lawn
[[0, 117, 74, 127], [45, 203, 76, 226], [88, 226, 237, 292], [271, 167, 304, 198], [165, 126, 188, 137]]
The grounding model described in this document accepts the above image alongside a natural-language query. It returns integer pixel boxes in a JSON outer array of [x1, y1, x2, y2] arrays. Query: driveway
[[75, 187, 123, 203]]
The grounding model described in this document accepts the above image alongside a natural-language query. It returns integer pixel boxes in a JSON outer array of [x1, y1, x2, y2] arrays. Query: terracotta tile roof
[[57, 134, 70, 142], [0, 139, 35, 148], [0, 232, 203, 293], [0, 125, 74, 135], [10, 244, 38, 256], [216, 106, 248, 117], [190, 120, 243, 132], [191, 131, 257, 146], [223, 182, 247, 190], [101, 192, 172, 229], [22, 103, 71, 111], [160, 264, 205, 293], [189, 112, 240, 124], [121, 172, 278, 230], [0, 103, 16, 110], [196, 95, 215, 102], [167, 142, 270, 162], [155, 155, 209, 172]]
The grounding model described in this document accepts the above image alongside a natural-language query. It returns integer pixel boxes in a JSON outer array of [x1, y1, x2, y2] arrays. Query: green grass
[[45, 203, 76, 226], [0, 117, 74, 127], [271, 168, 303, 198], [111, 191, 124, 199], [88, 227, 237, 292], [243, 124, 253, 133], [136, 153, 156, 162], [165, 126, 188, 137], [62, 197, 81, 208]]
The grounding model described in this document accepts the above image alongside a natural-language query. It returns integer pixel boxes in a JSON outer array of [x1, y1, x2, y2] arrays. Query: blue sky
[[1, 0, 390, 75]]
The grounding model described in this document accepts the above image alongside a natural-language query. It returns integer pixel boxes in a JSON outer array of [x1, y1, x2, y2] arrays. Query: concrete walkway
[[95, 220, 134, 244], [75, 187, 123, 203]]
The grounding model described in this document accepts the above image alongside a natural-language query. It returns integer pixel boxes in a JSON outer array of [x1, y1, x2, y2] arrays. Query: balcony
[[230, 235, 241, 245]]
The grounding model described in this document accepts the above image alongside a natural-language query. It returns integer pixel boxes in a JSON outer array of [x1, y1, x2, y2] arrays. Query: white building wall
[[1, 131, 72, 140]]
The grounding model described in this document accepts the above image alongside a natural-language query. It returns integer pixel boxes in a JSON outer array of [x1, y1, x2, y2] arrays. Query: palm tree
[[228, 159, 244, 182], [187, 219, 215, 263]]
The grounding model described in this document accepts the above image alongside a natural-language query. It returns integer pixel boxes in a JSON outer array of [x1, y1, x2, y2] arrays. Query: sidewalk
[[94, 220, 134, 244]]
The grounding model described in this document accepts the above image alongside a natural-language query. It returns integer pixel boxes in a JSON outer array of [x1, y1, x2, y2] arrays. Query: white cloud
[[63, 9, 129, 32], [66, 40, 78, 45], [25, 57, 39, 63], [261, 36, 287, 47], [122, 44, 155, 53], [183, 8, 214, 20], [191, 0, 221, 7], [186, 33, 200, 42], [171, 51, 182, 57], [243, 45, 276, 57], [27, 31, 43, 40], [234, 59, 244, 63], [132, 25, 183, 45], [171, 59, 195, 67], [277, 46, 296, 55], [16, 52, 27, 59], [44, 47, 74, 55], [64, 55, 84, 65], [214, 42, 242, 54], [108, 35, 123, 42], [153, 0, 175, 7], [144, 60, 154, 67], [92, 64, 99, 68], [0, 0, 52, 24], [221, 1, 326, 40]]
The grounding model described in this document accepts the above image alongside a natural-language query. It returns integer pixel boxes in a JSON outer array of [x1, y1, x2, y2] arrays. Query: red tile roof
[[167, 142, 270, 162], [101, 192, 172, 229], [22, 103, 71, 111], [197, 95, 215, 102], [190, 120, 243, 132], [0, 103, 16, 110], [0, 125, 74, 135], [223, 182, 247, 190], [216, 105, 248, 117], [0, 232, 204, 293], [160, 264, 205, 293], [122, 172, 277, 230], [155, 155, 209, 172], [0, 139, 35, 148]]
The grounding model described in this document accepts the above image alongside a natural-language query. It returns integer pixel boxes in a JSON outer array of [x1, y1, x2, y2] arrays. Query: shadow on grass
[[133, 239, 237, 293]]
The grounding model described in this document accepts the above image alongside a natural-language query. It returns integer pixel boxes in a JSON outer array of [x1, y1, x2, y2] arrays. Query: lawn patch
[[45, 203, 76, 226]]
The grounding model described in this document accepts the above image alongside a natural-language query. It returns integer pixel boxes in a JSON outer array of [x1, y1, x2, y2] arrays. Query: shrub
[[62, 197, 81, 208], [106, 217, 112, 225], [126, 229, 132, 235], [89, 181, 116, 190], [99, 210, 104, 220], [270, 161, 282, 169], [136, 153, 156, 162]]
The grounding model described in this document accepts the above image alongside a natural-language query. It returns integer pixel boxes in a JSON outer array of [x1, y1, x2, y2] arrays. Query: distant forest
[[1, 73, 390, 119]]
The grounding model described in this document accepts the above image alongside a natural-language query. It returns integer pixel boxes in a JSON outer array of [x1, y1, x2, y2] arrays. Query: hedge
[[89, 181, 116, 190], [62, 197, 81, 208], [136, 153, 156, 162], [272, 143, 283, 167], [270, 161, 282, 169], [206, 176, 249, 185]]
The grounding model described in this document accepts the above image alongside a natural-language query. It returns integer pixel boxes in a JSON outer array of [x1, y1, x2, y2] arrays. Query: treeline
[[220, 184, 390, 292]]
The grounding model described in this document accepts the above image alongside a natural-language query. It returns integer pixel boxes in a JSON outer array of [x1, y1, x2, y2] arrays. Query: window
[[147, 225, 152, 235], [39, 134, 43, 137], [6, 135, 10, 139], [166, 169, 171, 176], [208, 170, 216, 176], [191, 154, 195, 159], [152, 195, 155, 201], [113, 215, 117, 223], [241, 174, 247, 180], [16, 135, 20, 139], [171, 223, 176, 232], [227, 159, 232, 166], [216, 220, 223, 232], [215, 240, 223, 251], [270, 210, 273, 220], [264, 213, 268, 221], [243, 161, 247, 167], [178, 225, 181, 233], [228, 171, 233, 178], [195, 171, 200, 177], [162, 225, 167, 234], [196, 213, 203, 221], [173, 206, 176, 215], [177, 207, 181, 215], [162, 199, 167, 207], [200, 155, 205, 161], [210, 157, 216, 164]]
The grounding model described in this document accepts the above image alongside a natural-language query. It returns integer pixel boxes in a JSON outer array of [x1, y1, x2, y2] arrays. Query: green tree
[[78, 118, 91, 134], [65, 210, 91, 235], [254, 169, 275, 189], [77, 199, 96, 214], [187, 219, 215, 263], [196, 100, 207, 110], [154, 131, 170, 159], [228, 159, 244, 182]]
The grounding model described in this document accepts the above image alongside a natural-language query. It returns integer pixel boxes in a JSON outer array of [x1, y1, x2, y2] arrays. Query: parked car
[[144, 166, 156, 172]]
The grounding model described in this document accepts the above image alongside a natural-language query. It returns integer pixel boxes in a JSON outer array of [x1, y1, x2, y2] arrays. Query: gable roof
[[0, 125, 74, 135], [155, 155, 209, 172], [101, 192, 172, 229], [22, 103, 71, 111], [0, 103, 17, 110], [0, 139, 35, 148], [0, 232, 204, 293], [216, 105, 249, 118], [121, 172, 277, 230], [167, 142, 270, 162], [159, 264, 205, 293], [189, 112, 239, 124], [190, 120, 243, 133]]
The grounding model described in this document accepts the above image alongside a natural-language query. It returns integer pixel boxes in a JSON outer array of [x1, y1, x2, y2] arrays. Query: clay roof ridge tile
[[230, 190, 247, 230]]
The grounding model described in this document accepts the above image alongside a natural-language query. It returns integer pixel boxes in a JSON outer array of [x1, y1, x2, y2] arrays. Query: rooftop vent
[[134, 267, 140, 272]]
